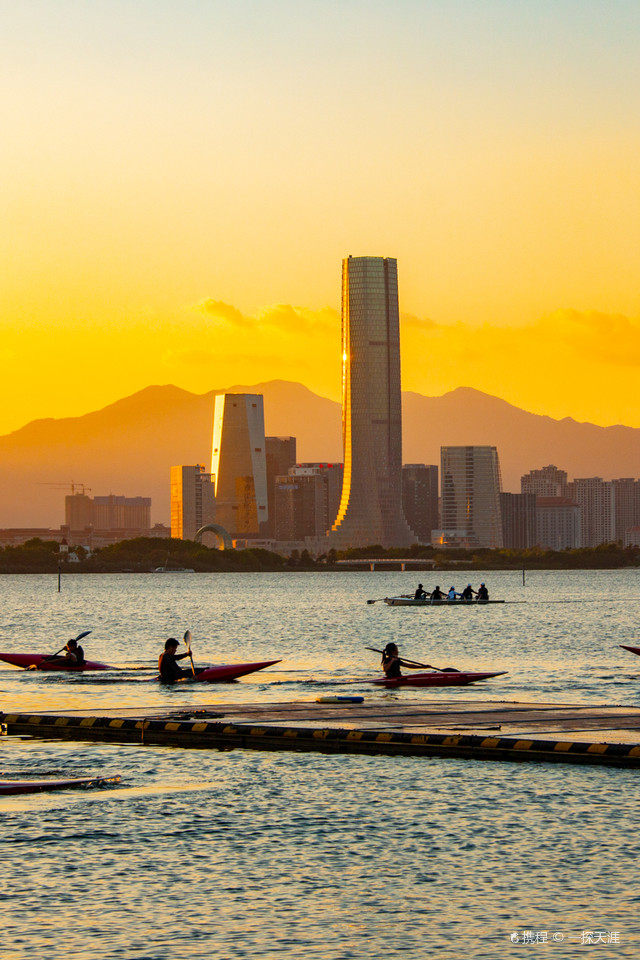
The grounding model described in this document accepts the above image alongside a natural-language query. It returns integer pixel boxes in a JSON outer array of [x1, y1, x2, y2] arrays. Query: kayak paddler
[[381, 642, 402, 679], [63, 637, 86, 665], [158, 637, 192, 683]]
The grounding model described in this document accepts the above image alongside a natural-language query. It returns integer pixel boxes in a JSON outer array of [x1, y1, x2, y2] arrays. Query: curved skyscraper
[[329, 256, 414, 549]]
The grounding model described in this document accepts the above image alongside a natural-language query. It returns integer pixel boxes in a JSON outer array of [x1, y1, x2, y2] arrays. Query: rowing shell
[[620, 645, 640, 657], [366, 670, 507, 688], [0, 775, 122, 795], [161, 659, 282, 683], [383, 597, 505, 607], [0, 653, 112, 671]]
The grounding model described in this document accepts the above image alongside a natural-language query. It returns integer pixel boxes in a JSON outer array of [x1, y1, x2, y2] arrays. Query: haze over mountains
[[1, 381, 637, 528]]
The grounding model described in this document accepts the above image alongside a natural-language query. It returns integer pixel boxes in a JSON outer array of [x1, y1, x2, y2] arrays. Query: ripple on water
[[1, 571, 640, 958]]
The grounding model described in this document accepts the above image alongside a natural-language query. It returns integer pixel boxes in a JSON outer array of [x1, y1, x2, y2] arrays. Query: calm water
[[2, 570, 640, 959]]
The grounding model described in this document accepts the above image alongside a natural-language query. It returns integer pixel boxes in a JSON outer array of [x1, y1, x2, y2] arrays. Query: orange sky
[[1, 2, 639, 434]]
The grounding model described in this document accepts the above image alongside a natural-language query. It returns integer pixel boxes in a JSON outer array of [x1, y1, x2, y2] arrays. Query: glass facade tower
[[329, 256, 414, 549], [439, 446, 504, 548]]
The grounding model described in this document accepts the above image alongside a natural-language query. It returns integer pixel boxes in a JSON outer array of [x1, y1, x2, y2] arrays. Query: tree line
[[0, 537, 638, 573]]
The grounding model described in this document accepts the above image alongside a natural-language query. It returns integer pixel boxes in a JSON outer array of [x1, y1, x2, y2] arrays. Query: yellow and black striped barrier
[[2, 709, 640, 768]]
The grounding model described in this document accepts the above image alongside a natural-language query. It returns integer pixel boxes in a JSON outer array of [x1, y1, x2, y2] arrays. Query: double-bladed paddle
[[29, 630, 92, 670], [184, 630, 196, 678]]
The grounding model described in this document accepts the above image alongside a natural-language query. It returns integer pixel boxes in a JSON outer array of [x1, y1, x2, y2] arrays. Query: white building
[[211, 394, 268, 537]]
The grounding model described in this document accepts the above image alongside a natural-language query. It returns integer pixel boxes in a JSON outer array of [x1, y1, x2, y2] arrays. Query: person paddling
[[477, 583, 489, 601], [63, 637, 86, 665], [414, 583, 427, 600], [460, 584, 475, 601], [158, 637, 192, 683], [430, 585, 445, 600], [381, 642, 402, 679]]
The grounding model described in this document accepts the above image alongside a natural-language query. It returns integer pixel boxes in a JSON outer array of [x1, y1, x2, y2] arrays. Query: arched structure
[[195, 523, 233, 550]]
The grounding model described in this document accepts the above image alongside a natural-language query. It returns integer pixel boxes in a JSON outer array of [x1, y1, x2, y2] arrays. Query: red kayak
[[620, 645, 640, 657], [162, 659, 282, 683], [0, 775, 122, 795], [368, 669, 507, 688], [0, 653, 112, 671]]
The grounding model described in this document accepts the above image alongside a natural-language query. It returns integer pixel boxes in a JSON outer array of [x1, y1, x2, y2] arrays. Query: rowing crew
[[414, 583, 489, 601]]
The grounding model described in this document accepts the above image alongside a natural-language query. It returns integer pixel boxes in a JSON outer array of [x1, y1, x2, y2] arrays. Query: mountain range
[[1, 381, 637, 527]]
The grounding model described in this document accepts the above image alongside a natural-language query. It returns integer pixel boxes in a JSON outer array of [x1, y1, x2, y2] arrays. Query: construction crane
[[38, 482, 92, 496]]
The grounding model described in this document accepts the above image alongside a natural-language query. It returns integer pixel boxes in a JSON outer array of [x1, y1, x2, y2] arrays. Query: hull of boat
[[0, 775, 122, 795], [368, 670, 507, 688], [620, 645, 640, 657], [383, 597, 504, 607], [0, 652, 112, 671], [170, 659, 282, 683]]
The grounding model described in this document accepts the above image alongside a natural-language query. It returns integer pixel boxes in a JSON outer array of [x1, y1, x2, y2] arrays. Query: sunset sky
[[2, 0, 640, 434]]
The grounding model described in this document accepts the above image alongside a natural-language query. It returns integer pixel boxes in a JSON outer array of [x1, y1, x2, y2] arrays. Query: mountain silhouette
[[0, 381, 637, 527]]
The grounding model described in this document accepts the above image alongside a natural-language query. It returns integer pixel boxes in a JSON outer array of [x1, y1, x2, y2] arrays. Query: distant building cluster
[[8, 256, 637, 556], [166, 256, 639, 555], [0, 490, 168, 550]]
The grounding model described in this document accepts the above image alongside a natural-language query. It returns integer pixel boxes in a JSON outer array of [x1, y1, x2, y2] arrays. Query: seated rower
[[477, 583, 489, 601], [414, 583, 427, 600], [430, 585, 445, 600], [158, 637, 192, 683], [381, 642, 402, 679], [447, 586, 459, 601], [460, 584, 475, 601], [63, 638, 86, 665]]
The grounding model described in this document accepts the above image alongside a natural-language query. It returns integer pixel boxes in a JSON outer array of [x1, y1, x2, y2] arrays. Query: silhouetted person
[[381, 642, 402, 679], [158, 638, 191, 683]]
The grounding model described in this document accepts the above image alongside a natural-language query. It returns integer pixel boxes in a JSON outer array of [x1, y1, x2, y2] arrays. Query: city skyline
[[2, 2, 640, 435]]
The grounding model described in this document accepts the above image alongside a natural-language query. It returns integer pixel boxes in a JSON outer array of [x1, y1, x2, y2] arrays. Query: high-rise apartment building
[[274, 468, 327, 541], [437, 446, 504, 548], [612, 479, 640, 543], [521, 465, 569, 498], [211, 394, 268, 537], [274, 463, 345, 541], [329, 256, 414, 549], [298, 463, 344, 532], [569, 478, 614, 547], [170, 465, 216, 540], [66, 493, 151, 531], [65, 493, 93, 530], [402, 464, 439, 544], [264, 437, 297, 538], [500, 492, 537, 549], [536, 497, 581, 550]]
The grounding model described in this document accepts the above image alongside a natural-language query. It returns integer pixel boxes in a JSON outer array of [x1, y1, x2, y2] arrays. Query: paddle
[[365, 646, 456, 672], [184, 630, 196, 678], [366, 598, 388, 605], [29, 630, 92, 670]]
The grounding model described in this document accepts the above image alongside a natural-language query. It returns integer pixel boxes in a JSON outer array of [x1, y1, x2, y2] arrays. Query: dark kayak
[[0, 775, 122, 795]]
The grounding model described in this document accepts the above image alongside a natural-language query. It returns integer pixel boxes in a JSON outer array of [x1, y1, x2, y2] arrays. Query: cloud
[[194, 299, 253, 327], [541, 309, 640, 367]]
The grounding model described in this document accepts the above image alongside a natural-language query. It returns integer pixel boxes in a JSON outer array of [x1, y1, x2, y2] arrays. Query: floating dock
[[4, 698, 640, 768]]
